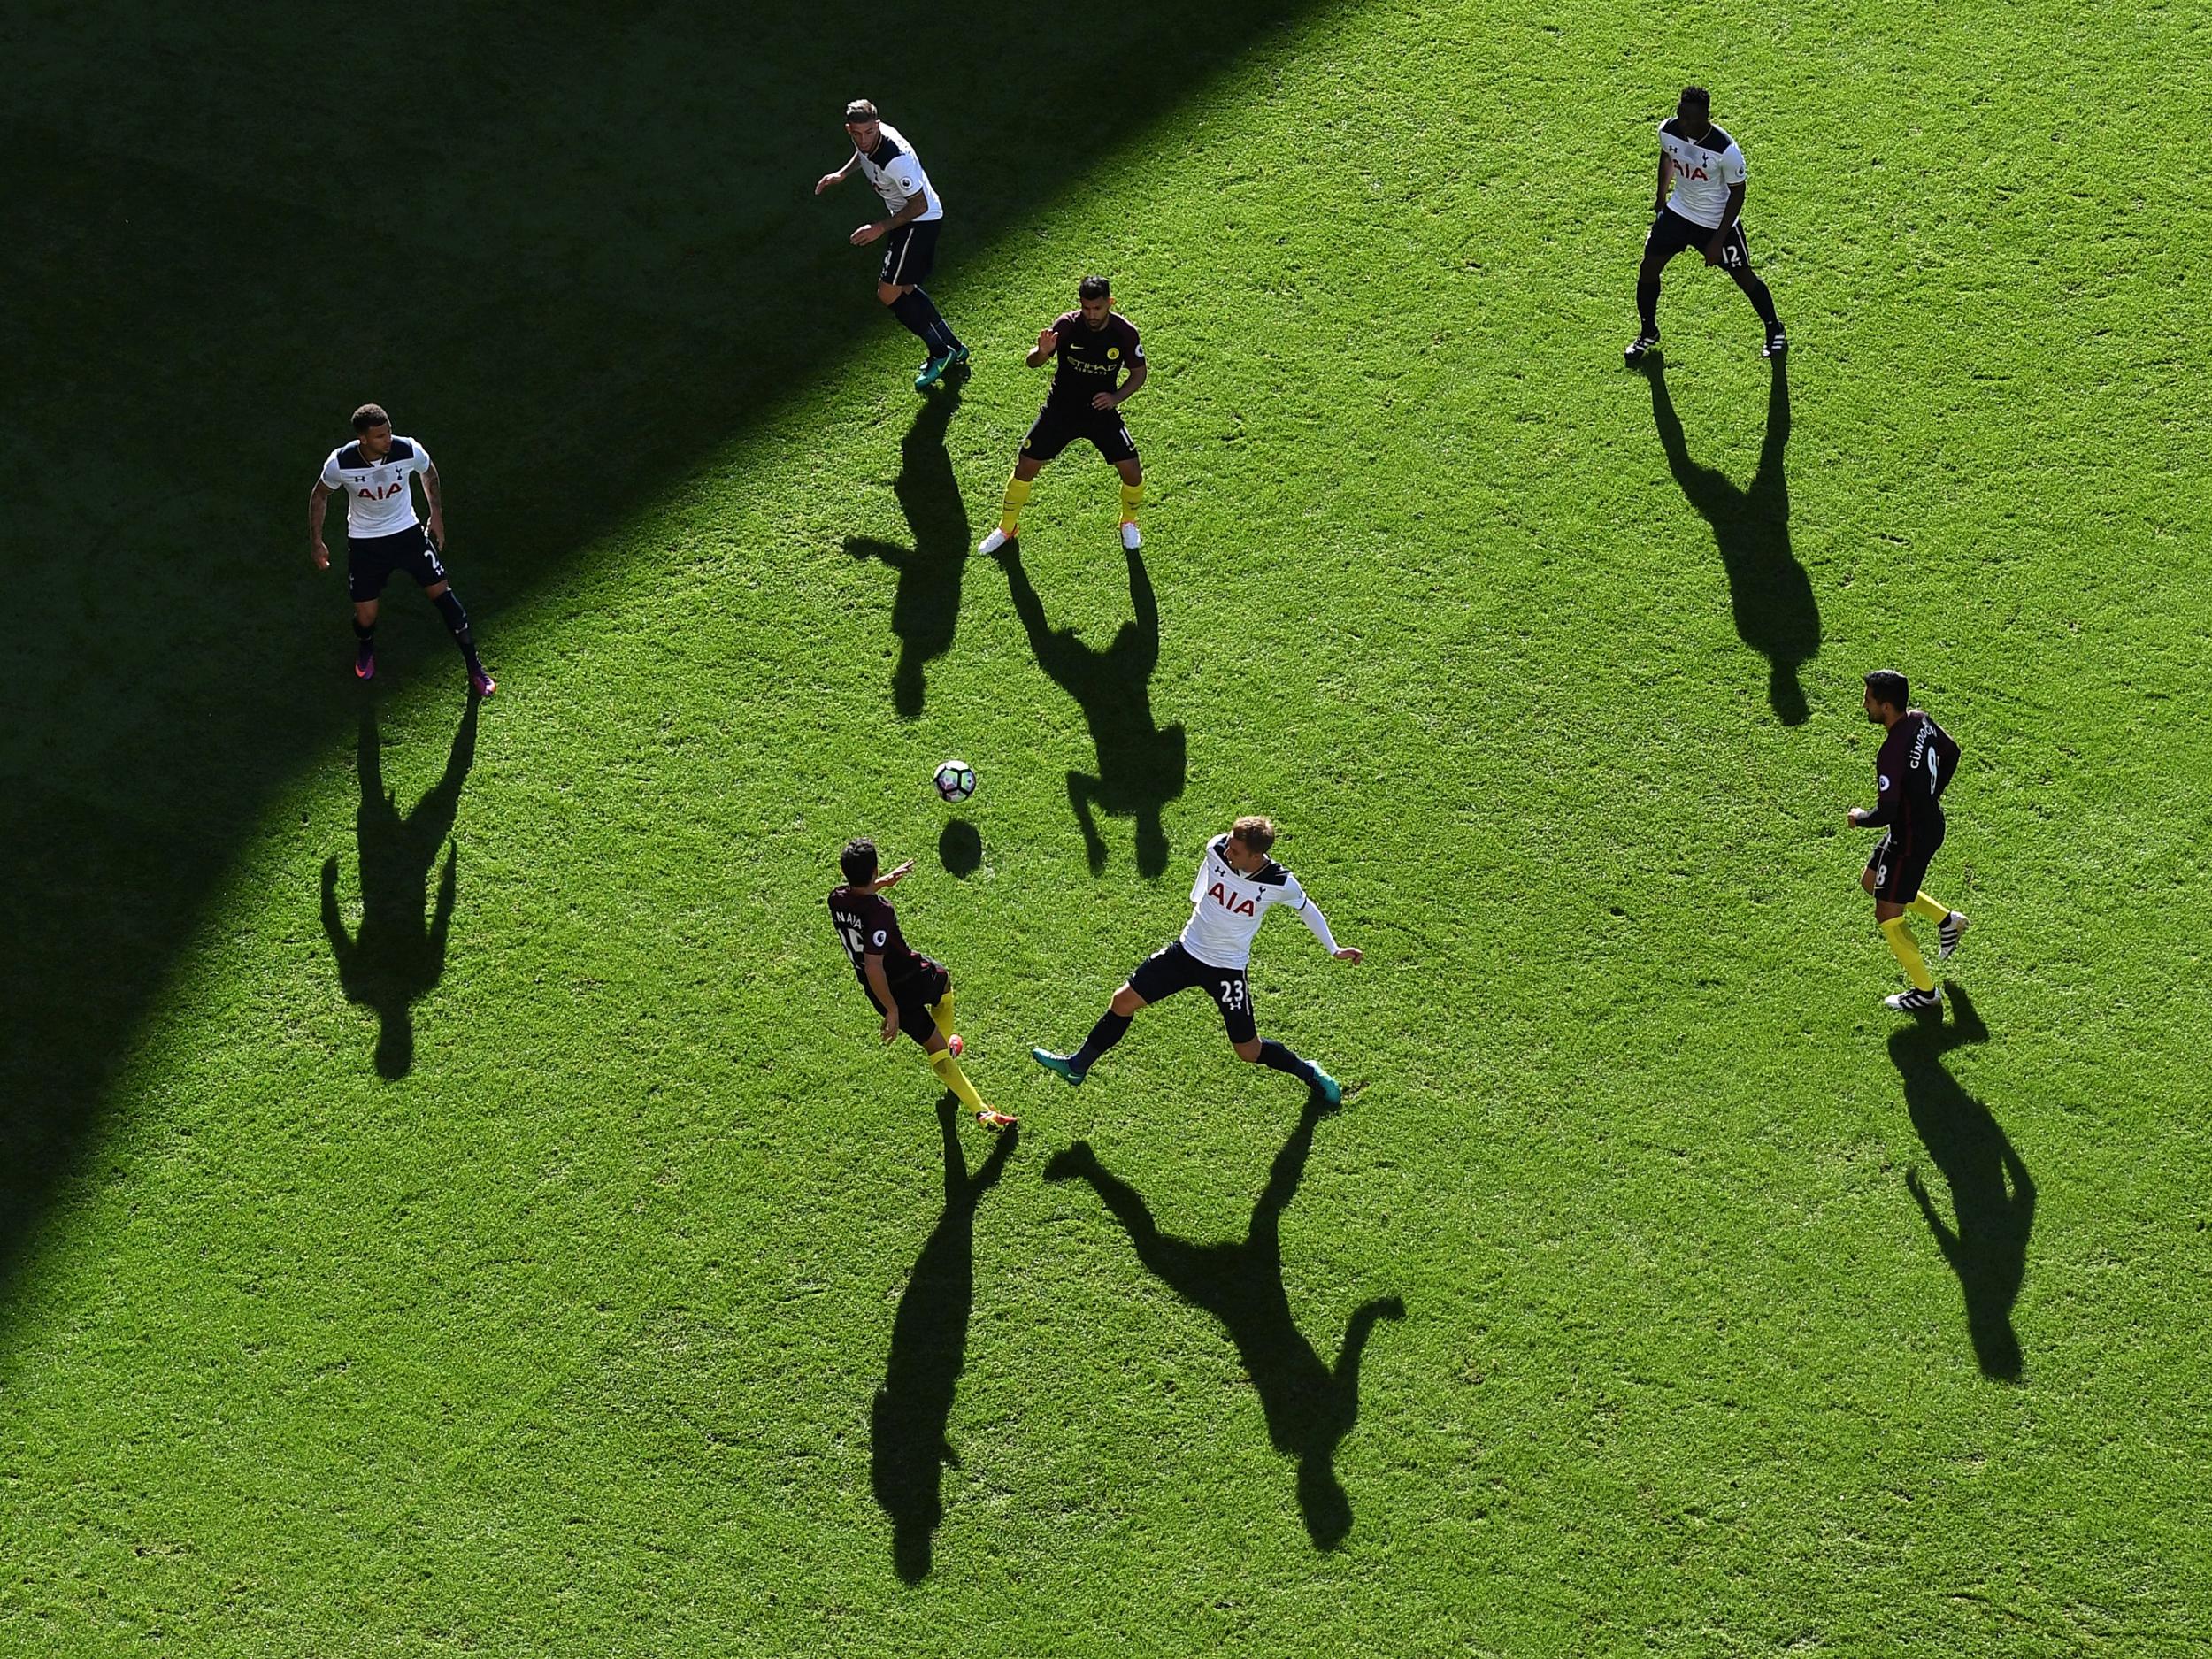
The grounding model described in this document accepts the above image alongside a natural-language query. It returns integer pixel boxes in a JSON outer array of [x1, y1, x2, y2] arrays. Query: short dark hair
[[1078, 274, 1111, 303], [843, 97, 878, 123], [351, 403, 390, 433], [840, 837, 879, 887], [1864, 669, 1909, 710], [1230, 815, 1277, 856], [1679, 85, 1711, 109]]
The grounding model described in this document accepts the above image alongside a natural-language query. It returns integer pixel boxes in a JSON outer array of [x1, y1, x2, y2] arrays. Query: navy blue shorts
[[1646, 206, 1753, 273], [347, 524, 447, 603], [879, 219, 941, 288], [1128, 941, 1254, 1045]]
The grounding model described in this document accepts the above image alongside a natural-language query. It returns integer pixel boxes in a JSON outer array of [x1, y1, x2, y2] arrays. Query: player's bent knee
[[1109, 985, 1144, 1017], [1233, 1038, 1263, 1063], [424, 580, 449, 599]]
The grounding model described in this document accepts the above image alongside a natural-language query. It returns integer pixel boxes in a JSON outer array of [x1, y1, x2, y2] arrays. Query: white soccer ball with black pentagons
[[933, 758, 976, 803]]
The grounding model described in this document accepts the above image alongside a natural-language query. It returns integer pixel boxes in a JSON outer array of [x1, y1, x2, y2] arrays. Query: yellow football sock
[[929, 990, 956, 1041], [998, 475, 1033, 534], [929, 1048, 986, 1113], [1880, 916, 1937, 993], [1909, 891, 1950, 924], [1118, 480, 1143, 522]]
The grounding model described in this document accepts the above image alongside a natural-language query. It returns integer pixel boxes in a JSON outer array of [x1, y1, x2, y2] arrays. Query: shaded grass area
[[4, 0, 2211, 1654], [0, 0, 1334, 1299]]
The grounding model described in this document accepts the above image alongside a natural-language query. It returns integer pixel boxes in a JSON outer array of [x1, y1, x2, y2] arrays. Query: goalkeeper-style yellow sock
[[929, 990, 956, 1041], [1909, 891, 1950, 924], [929, 1048, 986, 1113], [999, 475, 1033, 534], [1880, 916, 1937, 993], [1118, 480, 1143, 523]]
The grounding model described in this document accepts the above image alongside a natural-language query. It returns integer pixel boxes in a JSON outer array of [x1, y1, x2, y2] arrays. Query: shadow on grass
[[1046, 1091, 1402, 1548], [319, 701, 479, 1079], [1892, 985, 2033, 1381], [870, 1094, 1018, 1583], [1644, 357, 1817, 724], [844, 387, 971, 720], [995, 544, 1187, 876], [0, 0, 1335, 1312], [937, 818, 982, 876]]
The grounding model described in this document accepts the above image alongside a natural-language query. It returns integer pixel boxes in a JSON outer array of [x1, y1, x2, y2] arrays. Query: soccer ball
[[933, 759, 976, 803]]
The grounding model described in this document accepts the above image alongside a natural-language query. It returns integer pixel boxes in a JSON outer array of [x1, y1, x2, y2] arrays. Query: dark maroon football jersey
[[1048, 310, 1144, 408], [1862, 710, 1961, 832], [827, 886, 937, 989]]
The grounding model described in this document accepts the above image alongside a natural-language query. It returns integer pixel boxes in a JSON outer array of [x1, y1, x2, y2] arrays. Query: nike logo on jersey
[[1205, 881, 1257, 918]]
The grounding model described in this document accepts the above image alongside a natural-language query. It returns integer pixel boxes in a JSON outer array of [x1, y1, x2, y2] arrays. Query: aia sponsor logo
[[1205, 880, 1257, 918], [357, 479, 406, 501]]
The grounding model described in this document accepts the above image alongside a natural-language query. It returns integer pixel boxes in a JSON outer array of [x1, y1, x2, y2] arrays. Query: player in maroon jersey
[[1848, 670, 1970, 1011], [828, 838, 1013, 1130], [978, 275, 1148, 556]]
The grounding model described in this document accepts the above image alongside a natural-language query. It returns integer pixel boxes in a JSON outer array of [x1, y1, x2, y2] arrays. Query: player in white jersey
[[1032, 815, 1362, 1103], [309, 403, 495, 695], [1624, 86, 1786, 365], [815, 98, 968, 392]]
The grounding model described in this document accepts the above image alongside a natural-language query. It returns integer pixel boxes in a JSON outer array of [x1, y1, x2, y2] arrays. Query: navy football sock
[[1636, 275, 1661, 334], [1071, 1010, 1131, 1071], [1738, 272, 1780, 328], [1256, 1040, 1321, 1088], [432, 588, 478, 661], [888, 289, 936, 343], [910, 288, 961, 354]]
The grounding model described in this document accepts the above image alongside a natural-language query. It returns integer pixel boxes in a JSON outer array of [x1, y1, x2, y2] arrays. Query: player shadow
[[1890, 986, 2034, 1381], [845, 391, 969, 719], [870, 1094, 1018, 1583], [1644, 357, 1818, 725], [995, 544, 1187, 877], [0, 0, 1340, 1315], [1045, 1091, 1403, 1548], [319, 702, 479, 1079]]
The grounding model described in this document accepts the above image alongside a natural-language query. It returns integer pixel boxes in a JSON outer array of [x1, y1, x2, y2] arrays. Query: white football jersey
[[1179, 835, 1314, 971], [319, 437, 431, 537], [856, 123, 943, 222], [1658, 119, 1747, 229]]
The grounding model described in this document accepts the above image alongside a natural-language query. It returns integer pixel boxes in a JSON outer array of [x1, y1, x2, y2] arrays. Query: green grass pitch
[[4, 0, 2209, 1652]]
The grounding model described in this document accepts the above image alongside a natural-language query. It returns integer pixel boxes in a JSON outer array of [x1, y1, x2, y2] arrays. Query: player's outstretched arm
[[1294, 895, 1360, 961], [814, 152, 858, 195], [309, 480, 333, 568], [1025, 327, 1060, 369], [870, 859, 916, 895]]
